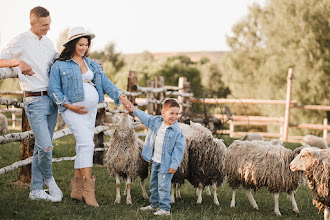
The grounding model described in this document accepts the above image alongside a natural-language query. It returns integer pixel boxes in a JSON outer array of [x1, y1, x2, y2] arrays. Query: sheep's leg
[[245, 190, 259, 210], [114, 174, 121, 203], [176, 183, 181, 198], [206, 185, 211, 195], [126, 176, 132, 204], [288, 191, 299, 214], [230, 189, 237, 208], [274, 193, 281, 216], [123, 184, 127, 196], [171, 183, 175, 203], [212, 182, 219, 206], [140, 178, 148, 200], [325, 206, 330, 220], [196, 183, 203, 204]]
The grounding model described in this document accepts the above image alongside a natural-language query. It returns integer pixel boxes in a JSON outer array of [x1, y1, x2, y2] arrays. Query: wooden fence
[[0, 68, 193, 183]]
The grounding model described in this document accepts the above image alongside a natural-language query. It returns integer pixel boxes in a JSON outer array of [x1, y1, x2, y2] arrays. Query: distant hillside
[[123, 51, 227, 63]]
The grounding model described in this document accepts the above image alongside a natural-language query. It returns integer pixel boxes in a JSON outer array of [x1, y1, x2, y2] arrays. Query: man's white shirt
[[0, 29, 58, 92]]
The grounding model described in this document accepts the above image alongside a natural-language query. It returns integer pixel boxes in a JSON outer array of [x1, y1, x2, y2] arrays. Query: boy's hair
[[163, 99, 180, 110], [30, 6, 50, 18]]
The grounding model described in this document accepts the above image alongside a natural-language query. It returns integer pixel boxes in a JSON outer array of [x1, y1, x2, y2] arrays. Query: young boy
[[126, 99, 186, 216]]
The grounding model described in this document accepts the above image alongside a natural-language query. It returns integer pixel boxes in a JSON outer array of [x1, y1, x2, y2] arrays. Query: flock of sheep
[[105, 114, 330, 219], [0, 112, 329, 219]]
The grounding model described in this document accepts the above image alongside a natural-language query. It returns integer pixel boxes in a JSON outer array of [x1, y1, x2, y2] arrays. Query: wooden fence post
[[147, 80, 154, 114], [155, 76, 164, 115], [282, 68, 293, 141], [178, 77, 191, 114], [18, 108, 34, 183], [127, 71, 137, 116], [93, 107, 105, 165]]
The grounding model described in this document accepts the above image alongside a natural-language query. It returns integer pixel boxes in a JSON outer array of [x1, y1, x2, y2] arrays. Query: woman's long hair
[[56, 36, 91, 61]]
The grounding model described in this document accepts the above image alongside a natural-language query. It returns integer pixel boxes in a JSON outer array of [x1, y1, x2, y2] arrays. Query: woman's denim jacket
[[133, 108, 186, 173], [48, 56, 122, 112]]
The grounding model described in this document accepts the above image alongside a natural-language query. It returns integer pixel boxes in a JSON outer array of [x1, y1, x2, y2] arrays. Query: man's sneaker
[[45, 177, 63, 200], [29, 190, 61, 202], [154, 209, 170, 216], [140, 205, 160, 211]]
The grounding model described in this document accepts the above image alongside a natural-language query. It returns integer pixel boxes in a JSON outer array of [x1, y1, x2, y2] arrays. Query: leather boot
[[82, 176, 99, 207], [71, 177, 83, 201]]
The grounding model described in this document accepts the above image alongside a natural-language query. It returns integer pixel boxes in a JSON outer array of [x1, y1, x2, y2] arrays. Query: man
[[0, 6, 62, 202]]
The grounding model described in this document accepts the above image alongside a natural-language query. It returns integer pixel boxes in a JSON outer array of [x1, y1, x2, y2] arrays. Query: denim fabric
[[149, 161, 174, 211], [48, 56, 122, 112], [133, 109, 186, 173], [23, 95, 58, 191]]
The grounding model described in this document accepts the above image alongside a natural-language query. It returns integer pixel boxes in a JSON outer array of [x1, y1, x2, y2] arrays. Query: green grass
[[0, 135, 323, 219]]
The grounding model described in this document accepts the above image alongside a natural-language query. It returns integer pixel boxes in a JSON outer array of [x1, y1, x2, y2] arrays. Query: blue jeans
[[149, 161, 174, 211], [23, 95, 58, 191]]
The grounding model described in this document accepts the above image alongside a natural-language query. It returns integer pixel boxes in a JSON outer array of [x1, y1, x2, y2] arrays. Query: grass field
[[0, 134, 324, 219]]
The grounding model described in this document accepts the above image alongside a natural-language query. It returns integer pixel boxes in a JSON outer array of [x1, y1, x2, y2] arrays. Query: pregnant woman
[[48, 26, 131, 207]]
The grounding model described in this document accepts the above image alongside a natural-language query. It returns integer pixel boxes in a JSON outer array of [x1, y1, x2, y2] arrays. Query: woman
[[48, 26, 131, 207]]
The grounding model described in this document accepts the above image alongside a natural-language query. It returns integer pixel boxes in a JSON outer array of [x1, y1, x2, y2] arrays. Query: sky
[[0, 0, 265, 54]]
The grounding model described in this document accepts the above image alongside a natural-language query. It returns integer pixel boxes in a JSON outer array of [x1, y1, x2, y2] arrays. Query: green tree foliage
[[90, 42, 125, 73], [221, 0, 330, 134]]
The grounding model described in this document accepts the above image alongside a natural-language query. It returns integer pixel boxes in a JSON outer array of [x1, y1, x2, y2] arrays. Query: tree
[[221, 0, 330, 134]]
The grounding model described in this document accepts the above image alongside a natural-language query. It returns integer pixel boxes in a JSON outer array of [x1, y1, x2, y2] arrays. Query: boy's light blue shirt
[[133, 108, 186, 173], [48, 56, 122, 112]]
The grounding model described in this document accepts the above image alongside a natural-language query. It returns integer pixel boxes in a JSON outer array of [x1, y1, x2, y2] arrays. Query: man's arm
[[0, 59, 34, 76]]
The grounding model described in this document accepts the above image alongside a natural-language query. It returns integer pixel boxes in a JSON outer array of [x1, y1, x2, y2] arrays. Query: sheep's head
[[290, 147, 321, 172], [114, 113, 135, 138]]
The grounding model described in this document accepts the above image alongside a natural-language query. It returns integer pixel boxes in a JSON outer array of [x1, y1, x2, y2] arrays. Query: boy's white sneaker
[[154, 209, 170, 216], [140, 205, 160, 211], [45, 177, 63, 200], [29, 190, 61, 202]]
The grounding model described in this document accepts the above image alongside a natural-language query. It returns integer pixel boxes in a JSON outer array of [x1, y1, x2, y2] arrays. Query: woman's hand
[[120, 95, 135, 112], [63, 104, 88, 114]]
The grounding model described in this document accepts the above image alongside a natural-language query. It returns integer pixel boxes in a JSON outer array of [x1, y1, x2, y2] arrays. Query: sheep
[[186, 122, 227, 205], [290, 147, 330, 220], [241, 133, 263, 141], [302, 135, 328, 149], [105, 113, 149, 204], [0, 113, 8, 135], [225, 140, 304, 216]]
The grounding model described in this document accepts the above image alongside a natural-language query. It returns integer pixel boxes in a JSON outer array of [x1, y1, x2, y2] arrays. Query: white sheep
[[0, 113, 8, 135], [105, 113, 149, 204], [302, 134, 328, 149], [225, 140, 304, 216], [241, 133, 263, 141], [290, 147, 330, 220]]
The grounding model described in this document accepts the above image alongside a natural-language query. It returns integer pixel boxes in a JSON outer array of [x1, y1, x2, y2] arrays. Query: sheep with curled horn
[[225, 140, 304, 216], [105, 113, 148, 204], [290, 147, 330, 220]]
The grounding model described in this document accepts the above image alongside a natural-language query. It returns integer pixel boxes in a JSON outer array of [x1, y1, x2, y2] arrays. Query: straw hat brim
[[63, 33, 95, 47]]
